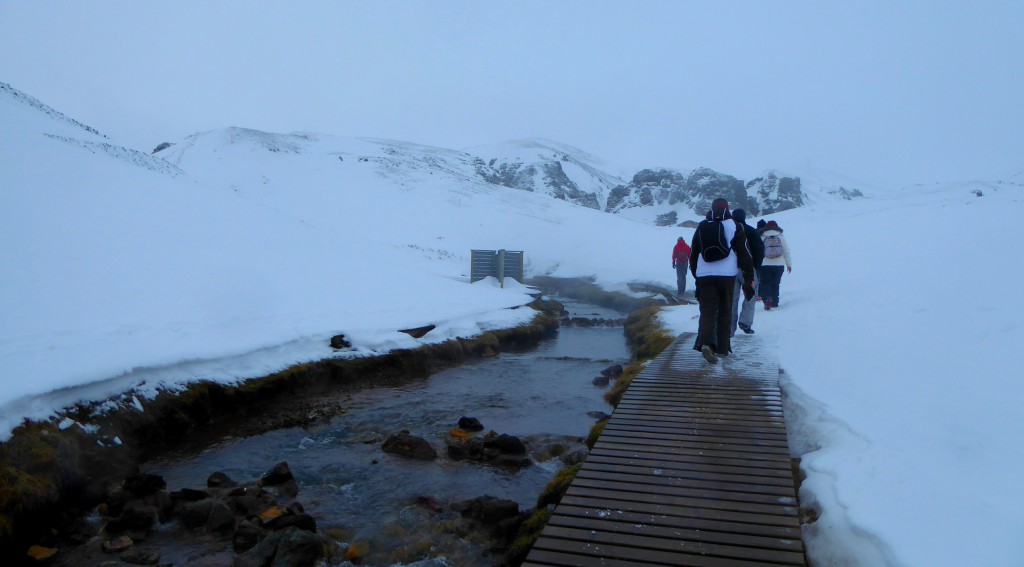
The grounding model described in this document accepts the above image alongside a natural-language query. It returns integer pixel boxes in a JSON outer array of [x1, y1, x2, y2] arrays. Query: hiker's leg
[[716, 277, 734, 354], [739, 271, 758, 328], [676, 264, 687, 294], [695, 278, 719, 351], [730, 275, 742, 336]]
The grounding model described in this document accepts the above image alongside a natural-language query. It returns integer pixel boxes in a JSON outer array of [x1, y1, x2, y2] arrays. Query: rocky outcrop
[[446, 428, 532, 467], [474, 158, 601, 209], [745, 172, 806, 214], [606, 167, 806, 220]]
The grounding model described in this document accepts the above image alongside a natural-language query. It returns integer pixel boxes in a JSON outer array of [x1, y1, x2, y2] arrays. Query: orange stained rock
[[27, 545, 58, 560], [345, 540, 370, 561], [448, 427, 471, 440], [258, 506, 285, 522]]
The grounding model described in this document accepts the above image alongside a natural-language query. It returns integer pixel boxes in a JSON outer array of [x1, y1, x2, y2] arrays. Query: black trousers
[[760, 265, 785, 307], [694, 276, 736, 355]]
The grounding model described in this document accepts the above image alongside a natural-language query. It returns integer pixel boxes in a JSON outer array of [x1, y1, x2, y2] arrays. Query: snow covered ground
[[2, 81, 1023, 565], [659, 178, 1024, 566]]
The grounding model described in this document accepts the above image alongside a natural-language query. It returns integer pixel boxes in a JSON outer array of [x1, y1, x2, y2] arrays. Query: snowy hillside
[[0, 82, 675, 437]]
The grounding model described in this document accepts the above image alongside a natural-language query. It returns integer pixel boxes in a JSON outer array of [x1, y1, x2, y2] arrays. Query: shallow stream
[[142, 299, 629, 565]]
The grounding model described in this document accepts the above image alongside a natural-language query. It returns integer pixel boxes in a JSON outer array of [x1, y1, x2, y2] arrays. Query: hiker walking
[[759, 220, 792, 310], [730, 209, 764, 335], [671, 236, 692, 296], [755, 218, 769, 299], [689, 198, 755, 364]]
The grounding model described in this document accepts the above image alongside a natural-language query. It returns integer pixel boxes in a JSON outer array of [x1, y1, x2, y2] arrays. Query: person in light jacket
[[759, 220, 792, 310]]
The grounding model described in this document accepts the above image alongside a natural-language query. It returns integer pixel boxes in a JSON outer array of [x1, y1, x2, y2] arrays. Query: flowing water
[[142, 299, 629, 566]]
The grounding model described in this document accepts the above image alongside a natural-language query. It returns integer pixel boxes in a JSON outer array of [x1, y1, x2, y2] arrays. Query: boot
[[701, 345, 718, 364]]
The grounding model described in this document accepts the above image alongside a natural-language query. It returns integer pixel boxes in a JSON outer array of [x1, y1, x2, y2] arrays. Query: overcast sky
[[2, 1, 1022, 186]]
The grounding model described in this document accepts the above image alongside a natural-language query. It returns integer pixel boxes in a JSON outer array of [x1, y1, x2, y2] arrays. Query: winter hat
[[766, 220, 780, 229], [756, 219, 767, 229], [709, 198, 730, 221], [733, 208, 747, 223], [677, 236, 684, 241]]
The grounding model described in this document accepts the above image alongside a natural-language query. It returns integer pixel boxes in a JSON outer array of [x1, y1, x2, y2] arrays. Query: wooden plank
[[555, 496, 803, 540], [621, 389, 783, 401], [601, 420, 790, 443], [530, 538, 773, 567], [613, 404, 787, 422], [541, 525, 807, 565], [608, 414, 790, 437], [598, 426, 791, 452], [588, 448, 794, 478], [569, 476, 797, 508], [550, 504, 803, 547], [594, 431, 791, 456], [592, 439, 793, 464], [616, 399, 786, 416], [587, 448, 795, 479], [564, 485, 799, 521], [573, 468, 798, 503], [625, 386, 783, 400], [578, 459, 797, 492]]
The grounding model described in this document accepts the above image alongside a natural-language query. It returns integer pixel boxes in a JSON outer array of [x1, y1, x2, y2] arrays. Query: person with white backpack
[[759, 220, 792, 310]]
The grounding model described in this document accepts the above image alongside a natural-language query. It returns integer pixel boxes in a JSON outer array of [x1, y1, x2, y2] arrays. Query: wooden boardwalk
[[524, 333, 807, 566]]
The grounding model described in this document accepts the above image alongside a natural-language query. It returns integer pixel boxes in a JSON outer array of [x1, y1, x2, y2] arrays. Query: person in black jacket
[[730, 209, 764, 335], [688, 198, 755, 364]]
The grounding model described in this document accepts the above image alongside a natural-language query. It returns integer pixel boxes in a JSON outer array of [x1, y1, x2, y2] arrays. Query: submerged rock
[[207, 471, 236, 489], [261, 461, 294, 485], [382, 431, 437, 460], [457, 416, 484, 431]]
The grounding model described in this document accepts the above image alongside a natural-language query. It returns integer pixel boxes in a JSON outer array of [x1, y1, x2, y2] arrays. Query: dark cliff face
[[606, 167, 750, 215], [745, 172, 805, 215], [472, 157, 601, 209], [606, 167, 806, 219]]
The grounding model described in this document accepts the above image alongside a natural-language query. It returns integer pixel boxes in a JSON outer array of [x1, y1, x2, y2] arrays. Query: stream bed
[[138, 299, 629, 566]]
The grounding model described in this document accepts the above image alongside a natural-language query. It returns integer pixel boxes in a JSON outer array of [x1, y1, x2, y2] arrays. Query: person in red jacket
[[671, 236, 692, 295]]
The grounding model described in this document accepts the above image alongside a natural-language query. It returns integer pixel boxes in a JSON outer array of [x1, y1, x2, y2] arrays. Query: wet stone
[[102, 535, 133, 553], [26, 545, 58, 561], [171, 488, 209, 502], [121, 549, 160, 565], [106, 501, 155, 534], [261, 461, 294, 485], [600, 363, 624, 378], [206, 501, 235, 533], [207, 471, 236, 489], [381, 432, 437, 460], [265, 513, 317, 533], [233, 520, 264, 554], [123, 474, 166, 497], [457, 416, 484, 431], [179, 500, 213, 529], [484, 433, 526, 455]]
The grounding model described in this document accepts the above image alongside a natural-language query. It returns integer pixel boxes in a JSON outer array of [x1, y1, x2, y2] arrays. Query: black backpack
[[697, 220, 731, 262]]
